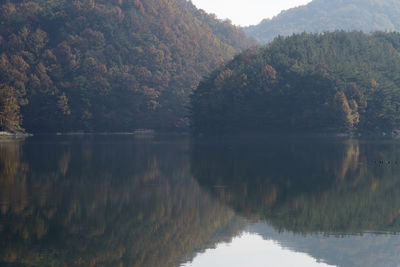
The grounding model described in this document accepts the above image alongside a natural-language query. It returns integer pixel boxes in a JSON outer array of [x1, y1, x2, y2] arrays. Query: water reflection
[[246, 223, 400, 267], [0, 136, 238, 267], [0, 136, 400, 267], [191, 137, 400, 234], [181, 232, 334, 267]]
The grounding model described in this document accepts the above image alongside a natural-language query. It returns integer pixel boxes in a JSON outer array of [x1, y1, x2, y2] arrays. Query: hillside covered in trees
[[0, 0, 254, 133], [191, 31, 400, 134], [244, 0, 400, 43]]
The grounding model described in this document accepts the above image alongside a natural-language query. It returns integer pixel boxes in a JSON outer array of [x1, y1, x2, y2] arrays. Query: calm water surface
[[1, 135, 400, 267]]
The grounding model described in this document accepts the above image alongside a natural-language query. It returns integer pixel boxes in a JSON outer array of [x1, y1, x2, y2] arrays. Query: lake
[[1, 134, 400, 267]]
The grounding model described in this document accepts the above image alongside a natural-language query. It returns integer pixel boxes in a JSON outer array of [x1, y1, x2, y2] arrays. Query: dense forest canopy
[[244, 0, 400, 43], [0, 0, 254, 133], [190, 31, 400, 134]]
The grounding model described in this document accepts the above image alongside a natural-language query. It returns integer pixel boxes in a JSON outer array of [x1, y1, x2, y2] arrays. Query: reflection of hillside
[[191, 138, 400, 233], [0, 136, 238, 267], [249, 223, 400, 267]]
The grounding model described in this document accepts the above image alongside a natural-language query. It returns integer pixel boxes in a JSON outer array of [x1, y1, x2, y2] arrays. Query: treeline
[[0, 0, 254, 133], [191, 31, 400, 134]]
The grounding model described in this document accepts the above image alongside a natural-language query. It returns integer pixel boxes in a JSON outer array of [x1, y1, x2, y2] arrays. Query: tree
[[0, 84, 22, 132]]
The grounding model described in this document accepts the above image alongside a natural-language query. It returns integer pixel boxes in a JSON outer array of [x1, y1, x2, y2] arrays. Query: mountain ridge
[[244, 0, 400, 43]]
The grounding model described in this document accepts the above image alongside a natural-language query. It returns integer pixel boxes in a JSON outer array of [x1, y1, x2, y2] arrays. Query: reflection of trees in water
[[191, 138, 400, 234], [331, 140, 361, 180], [0, 137, 237, 267], [0, 141, 29, 216], [4, 137, 400, 266]]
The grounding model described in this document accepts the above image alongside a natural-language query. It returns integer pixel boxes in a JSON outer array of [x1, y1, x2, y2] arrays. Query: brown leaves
[[259, 64, 277, 92], [214, 69, 234, 89], [0, 84, 22, 132], [334, 91, 360, 129]]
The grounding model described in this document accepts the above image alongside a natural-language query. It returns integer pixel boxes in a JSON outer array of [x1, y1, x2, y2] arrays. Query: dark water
[[1, 135, 400, 267]]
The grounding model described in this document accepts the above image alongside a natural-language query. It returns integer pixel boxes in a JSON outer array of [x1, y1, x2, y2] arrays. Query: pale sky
[[191, 0, 313, 26]]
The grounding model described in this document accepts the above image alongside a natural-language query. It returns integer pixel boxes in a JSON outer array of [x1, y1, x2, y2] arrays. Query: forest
[[0, 0, 254, 133], [191, 31, 400, 134], [3, 1, 400, 135]]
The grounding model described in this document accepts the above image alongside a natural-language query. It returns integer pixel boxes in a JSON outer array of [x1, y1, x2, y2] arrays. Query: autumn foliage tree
[[0, 84, 22, 132], [0, 0, 255, 133]]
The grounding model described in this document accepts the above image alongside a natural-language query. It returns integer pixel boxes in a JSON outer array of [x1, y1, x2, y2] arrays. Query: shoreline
[[2, 130, 398, 140], [0, 131, 33, 140]]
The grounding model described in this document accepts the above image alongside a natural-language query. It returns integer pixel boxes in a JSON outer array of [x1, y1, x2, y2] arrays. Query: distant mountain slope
[[0, 0, 255, 133], [244, 0, 400, 43]]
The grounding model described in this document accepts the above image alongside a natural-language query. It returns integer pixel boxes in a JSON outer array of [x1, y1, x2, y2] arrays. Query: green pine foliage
[[0, 0, 254, 133], [190, 31, 400, 134]]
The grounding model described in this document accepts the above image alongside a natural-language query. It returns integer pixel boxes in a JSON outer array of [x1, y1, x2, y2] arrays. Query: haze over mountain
[[244, 0, 400, 43], [0, 0, 254, 133]]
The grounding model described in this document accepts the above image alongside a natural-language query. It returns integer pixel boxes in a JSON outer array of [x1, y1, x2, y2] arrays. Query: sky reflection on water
[[181, 232, 334, 267]]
